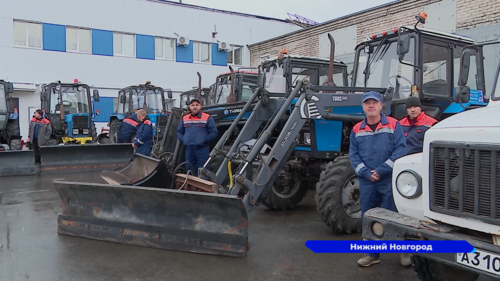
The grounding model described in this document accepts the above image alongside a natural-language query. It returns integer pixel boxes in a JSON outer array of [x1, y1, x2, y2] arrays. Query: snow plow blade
[[100, 153, 173, 189], [39, 144, 134, 173], [0, 150, 36, 177], [53, 180, 249, 257]]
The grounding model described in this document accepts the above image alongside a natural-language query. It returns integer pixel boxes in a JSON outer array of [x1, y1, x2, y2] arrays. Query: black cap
[[405, 97, 422, 109], [189, 98, 201, 105]]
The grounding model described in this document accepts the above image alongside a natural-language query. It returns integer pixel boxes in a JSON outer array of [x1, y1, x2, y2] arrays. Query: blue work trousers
[[185, 146, 210, 177], [360, 178, 398, 258]]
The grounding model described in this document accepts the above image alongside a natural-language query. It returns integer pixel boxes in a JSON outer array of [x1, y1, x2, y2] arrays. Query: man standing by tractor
[[117, 112, 139, 143], [132, 109, 153, 156], [348, 92, 407, 267], [398, 97, 438, 155], [28, 109, 52, 163], [176, 98, 218, 177]]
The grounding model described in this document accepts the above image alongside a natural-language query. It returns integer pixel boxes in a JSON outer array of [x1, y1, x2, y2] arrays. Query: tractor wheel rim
[[341, 175, 361, 219]]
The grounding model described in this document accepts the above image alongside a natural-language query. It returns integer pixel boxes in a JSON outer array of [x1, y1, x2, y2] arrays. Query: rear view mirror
[[42, 92, 49, 102], [120, 94, 127, 104], [5, 82, 14, 94], [397, 32, 410, 57], [167, 90, 172, 99], [93, 89, 100, 102], [456, 86, 470, 104], [458, 49, 471, 87]]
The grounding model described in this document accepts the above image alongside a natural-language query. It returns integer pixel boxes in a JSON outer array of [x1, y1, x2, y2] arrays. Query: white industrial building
[[0, 0, 302, 140]]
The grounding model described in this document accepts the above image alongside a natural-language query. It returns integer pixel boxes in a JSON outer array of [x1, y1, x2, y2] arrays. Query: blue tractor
[[0, 80, 22, 151], [40, 80, 100, 145], [98, 81, 173, 145]]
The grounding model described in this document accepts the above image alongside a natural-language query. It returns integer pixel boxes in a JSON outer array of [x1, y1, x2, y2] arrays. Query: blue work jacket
[[349, 114, 407, 183]]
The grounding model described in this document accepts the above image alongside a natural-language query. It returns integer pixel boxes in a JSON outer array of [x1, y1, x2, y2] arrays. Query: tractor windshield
[[0, 84, 6, 111], [131, 88, 164, 113], [354, 37, 416, 99], [214, 77, 231, 104], [145, 88, 164, 114], [264, 65, 286, 94], [50, 85, 90, 115]]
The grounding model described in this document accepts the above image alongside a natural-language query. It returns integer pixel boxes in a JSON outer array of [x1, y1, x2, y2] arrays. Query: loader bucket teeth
[[39, 144, 134, 173], [54, 180, 249, 257], [0, 150, 36, 177], [101, 153, 173, 188]]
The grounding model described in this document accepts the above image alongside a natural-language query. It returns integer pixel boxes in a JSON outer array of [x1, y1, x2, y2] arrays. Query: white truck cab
[[363, 54, 500, 281]]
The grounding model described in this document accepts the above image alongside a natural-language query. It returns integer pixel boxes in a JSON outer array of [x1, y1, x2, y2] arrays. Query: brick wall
[[249, 0, 500, 67], [456, 0, 500, 29]]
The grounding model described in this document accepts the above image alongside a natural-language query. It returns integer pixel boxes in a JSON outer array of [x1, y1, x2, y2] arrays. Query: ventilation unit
[[177, 36, 189, 46]]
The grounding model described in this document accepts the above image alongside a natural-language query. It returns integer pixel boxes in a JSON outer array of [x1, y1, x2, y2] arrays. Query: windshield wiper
[[363, 37, 388, 87]]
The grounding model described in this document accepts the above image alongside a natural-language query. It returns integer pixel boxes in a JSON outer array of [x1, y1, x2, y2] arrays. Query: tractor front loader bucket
[[53, 180, 249, 257], [39, 144, 134, 173], [0, 150, 36, 177], [101, 153, 172, 188]]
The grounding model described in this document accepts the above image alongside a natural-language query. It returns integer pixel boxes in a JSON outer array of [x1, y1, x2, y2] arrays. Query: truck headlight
[[396, 170, 422, 199], [82, 129, 89, 135], [73, 129, 79, 135]]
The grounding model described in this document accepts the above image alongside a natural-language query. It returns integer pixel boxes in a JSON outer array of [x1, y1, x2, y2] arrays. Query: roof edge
[[145, 0, 295, 24], [247, 0, 402, 47]]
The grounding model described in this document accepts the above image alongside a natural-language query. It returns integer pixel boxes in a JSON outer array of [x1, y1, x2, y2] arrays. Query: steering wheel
[[61, 100, 72, 106], [388, 75, 412, 97]]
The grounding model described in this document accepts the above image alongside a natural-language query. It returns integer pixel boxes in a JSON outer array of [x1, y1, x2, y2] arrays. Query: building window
[[193, 41, 210, 63], [13, 20, 42, 48], [113, 32, 135, 56], [66, 27, 91, 53], [227, 45, 243, 65], [155, 37, 175, 60]]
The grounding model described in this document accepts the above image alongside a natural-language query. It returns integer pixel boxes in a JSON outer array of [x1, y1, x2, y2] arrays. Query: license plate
[[457, 249, 500, 276]]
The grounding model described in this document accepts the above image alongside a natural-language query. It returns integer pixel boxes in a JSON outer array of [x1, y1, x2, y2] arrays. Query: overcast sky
[[181, 0, 396, 23]]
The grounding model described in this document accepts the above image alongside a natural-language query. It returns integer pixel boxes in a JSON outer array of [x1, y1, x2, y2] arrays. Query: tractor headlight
[[303, 133, 311, 145], [396, 170, 422, 199], [72, 129, 79, 135], [82, 129, 89, 135]]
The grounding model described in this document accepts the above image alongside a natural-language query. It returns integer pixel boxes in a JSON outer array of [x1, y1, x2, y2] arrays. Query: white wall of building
[[0, 0, 301, 140]]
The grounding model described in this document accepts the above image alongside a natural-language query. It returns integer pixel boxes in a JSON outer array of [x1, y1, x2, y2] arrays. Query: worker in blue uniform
[[177, 98, 218, 177], [117, 112, 139, 143], [132, 109, 153, 156], [349, 91, 407, 267]]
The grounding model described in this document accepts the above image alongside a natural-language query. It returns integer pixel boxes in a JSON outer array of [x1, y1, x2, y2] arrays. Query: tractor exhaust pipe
[[327, 34, 335, 86], [226, 66, 237, 104], [197, 72, 202, 104]]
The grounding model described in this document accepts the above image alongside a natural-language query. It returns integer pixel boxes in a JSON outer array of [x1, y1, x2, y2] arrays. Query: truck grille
[[430, 142, 500, 225], [73, 116, 89, 129]]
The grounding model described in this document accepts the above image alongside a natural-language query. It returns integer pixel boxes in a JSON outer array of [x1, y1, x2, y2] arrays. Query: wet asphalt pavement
[[0, 172, 494, 281]]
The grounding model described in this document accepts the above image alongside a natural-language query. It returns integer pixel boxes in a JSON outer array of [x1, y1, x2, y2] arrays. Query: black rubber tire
[[261, 179, 308, 210], [411, 255, 479, 281], [90, 121, 97, 142], [109, 120, 122, 143], [6, 120, 20, 137], [99, 137, 112, 144], [9, 139, 22, 151], [314, 156, 361, 234]]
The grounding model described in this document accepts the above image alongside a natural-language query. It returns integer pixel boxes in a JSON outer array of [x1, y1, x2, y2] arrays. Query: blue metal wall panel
[[92, 29, 113, 56], [211, 43, 227, 66], [136, 34, 155, 60], [93, 97, 114, 122], [42, 23, 66, 52], [176, 40, 193, 63]]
